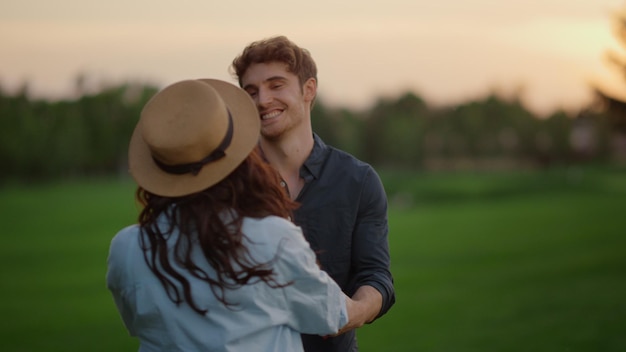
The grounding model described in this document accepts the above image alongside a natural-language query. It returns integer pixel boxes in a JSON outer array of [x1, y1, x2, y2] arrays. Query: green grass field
[[1, 166, 625, 351]]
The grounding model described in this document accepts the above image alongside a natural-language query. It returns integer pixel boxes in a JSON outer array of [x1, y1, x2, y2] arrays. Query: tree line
[[0, 80, 622, 184], [315, 91, 619, 171]]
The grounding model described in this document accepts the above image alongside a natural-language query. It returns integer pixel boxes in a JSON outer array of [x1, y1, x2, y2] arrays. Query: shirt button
[[280, 181, 286, 187]]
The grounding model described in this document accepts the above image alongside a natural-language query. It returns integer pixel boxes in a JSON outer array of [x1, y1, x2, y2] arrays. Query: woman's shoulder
[[108, 224, 141, 260], [106, 224, 141, 289], [243, 215, 300, 237], [242, 216, 307, 251], [111, 224, 140, 244]]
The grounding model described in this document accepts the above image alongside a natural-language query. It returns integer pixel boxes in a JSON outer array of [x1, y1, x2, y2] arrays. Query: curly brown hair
[[136, 147, 298, 314], [230, 35, 317, 108]]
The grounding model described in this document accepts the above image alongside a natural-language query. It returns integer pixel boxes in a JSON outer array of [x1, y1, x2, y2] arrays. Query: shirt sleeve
[[106, 226, 140, 337], [272, 223, 349, 335], [352, 166, 396, 320]]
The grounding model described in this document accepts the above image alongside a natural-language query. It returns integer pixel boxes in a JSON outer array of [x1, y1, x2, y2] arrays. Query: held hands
[[330, 285, 383, 337]]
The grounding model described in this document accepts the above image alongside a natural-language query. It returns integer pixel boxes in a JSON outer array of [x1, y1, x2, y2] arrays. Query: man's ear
[[303, 78, 317, 103]]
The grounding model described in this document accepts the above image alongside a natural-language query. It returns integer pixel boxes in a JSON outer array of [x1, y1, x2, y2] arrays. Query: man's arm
[[337, 166, 395, 335], [336, 285, 382, 335]]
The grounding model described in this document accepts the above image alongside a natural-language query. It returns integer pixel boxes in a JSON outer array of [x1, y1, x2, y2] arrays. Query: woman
[[106, 78, 350, 351]]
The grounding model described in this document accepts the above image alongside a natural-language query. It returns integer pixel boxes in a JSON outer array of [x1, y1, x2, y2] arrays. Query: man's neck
[[260, 128, 314, 175], [260, 127, 314, 200]]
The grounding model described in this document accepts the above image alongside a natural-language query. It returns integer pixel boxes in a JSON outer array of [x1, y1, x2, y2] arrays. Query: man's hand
[[334, 285, 383, 336]]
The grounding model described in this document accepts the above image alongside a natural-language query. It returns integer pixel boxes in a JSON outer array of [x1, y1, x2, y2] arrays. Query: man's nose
[[257, 88, 273, 107]]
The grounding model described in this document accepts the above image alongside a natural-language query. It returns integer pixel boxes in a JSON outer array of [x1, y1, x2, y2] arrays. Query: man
[[230, 36, 395, 352]]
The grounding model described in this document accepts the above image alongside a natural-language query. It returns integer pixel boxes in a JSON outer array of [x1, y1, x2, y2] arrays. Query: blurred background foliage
[[3, 5, 626, 184], [1, 77, 624, 185]]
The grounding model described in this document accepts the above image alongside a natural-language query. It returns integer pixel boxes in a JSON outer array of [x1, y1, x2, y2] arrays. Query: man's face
[[241, 61, 315, 140]]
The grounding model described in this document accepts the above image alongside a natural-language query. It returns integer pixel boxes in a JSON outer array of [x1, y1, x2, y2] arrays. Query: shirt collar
[[300, 133, 329, 181], [257, 134, 328, 181]]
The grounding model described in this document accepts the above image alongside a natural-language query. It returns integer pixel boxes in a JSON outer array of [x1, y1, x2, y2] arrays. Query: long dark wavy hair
[[136, 147, 298, 315]]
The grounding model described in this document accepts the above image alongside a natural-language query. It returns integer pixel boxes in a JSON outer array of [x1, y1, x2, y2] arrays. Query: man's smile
[[261, 110, 282, 120]]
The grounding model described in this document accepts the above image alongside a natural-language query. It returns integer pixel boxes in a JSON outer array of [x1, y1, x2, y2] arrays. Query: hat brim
[[128, 79, 260, 197]]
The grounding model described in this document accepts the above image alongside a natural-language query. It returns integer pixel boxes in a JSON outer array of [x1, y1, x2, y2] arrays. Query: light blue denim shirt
[[106, 215, 348, 352]]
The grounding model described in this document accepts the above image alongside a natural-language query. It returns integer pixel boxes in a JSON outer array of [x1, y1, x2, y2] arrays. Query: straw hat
[[128, 79, 260, 197]]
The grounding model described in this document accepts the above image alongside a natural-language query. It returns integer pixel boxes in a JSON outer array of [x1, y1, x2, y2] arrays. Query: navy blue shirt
[[291, 134, 396, 352]]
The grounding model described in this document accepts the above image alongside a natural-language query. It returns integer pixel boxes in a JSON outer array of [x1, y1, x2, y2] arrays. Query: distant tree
[[534, 110, 574, 165], [311, 99, 338, 146], [427, 94, 538, 164], [595, 5, 626, 134], [0, 79, 158, 183], [363, 92, 428, 168]]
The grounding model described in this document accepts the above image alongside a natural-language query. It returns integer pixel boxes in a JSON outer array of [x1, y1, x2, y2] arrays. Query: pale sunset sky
[[1, 0, 625, 115]]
